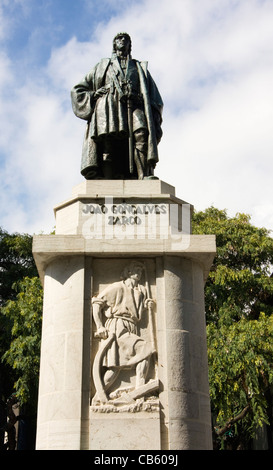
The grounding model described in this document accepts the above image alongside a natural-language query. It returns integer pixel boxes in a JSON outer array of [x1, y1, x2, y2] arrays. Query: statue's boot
[[102, 153, 113, 179], [134, 148, 145, 180]]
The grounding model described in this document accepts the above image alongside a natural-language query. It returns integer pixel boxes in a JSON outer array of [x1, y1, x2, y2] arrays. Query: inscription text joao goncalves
[[81, 198, 191, 250]]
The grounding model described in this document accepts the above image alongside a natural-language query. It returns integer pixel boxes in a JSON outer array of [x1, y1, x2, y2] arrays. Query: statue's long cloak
[[71, 57, 163, 176]]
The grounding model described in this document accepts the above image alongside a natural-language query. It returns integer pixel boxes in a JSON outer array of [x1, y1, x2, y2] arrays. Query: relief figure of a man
[[92, 261, 156, 404]]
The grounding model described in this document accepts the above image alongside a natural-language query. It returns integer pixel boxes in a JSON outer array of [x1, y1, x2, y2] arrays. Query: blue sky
[[1, 0, 273, 234]]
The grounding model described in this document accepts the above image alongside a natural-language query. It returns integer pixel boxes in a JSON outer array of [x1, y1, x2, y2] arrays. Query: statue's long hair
[[120, 261, 145, 281]]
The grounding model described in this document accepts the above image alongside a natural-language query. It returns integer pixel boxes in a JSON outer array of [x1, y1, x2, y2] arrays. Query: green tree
[[0, 228, 41, 449], [193, 208, 273, 323], [192, 208, 273, 449], [207, 310, 273, 449], [0, 228, 37, 306], [2, 277, 43, 408], [0, 228, 39, 400]]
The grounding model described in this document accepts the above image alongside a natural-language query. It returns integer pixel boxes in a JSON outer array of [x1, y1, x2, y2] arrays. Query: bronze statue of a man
[[71, 33, 163, 180]]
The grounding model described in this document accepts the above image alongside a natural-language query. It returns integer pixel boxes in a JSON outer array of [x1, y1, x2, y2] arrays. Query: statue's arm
[[92, 298, 108, 339], [71, 70, 96, 121]]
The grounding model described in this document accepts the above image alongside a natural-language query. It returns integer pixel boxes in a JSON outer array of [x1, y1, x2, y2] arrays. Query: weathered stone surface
[[89, 412, 161, 450]]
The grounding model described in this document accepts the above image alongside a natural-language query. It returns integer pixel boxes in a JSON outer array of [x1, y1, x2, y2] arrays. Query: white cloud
[[0, 0, 273, 234]]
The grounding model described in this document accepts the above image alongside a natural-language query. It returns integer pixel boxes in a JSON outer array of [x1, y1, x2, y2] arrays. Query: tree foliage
[[208, 310, 273, 448], [0, 227, 38, 306], [0, 228, 42, 449], [193, 207, 273, 323], [1, 277, 43, 407], [0, 228, 39, 403], [192, 207, 273, 449]]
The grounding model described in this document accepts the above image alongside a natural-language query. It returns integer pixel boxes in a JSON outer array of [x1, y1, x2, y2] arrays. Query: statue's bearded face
[[114, 35, 131, 55]]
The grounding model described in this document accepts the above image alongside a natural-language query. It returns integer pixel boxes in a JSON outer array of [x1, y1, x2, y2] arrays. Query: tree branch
[[215, 404, 251, 437]]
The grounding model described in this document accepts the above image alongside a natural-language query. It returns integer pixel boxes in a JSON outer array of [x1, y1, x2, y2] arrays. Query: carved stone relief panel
[[90, 258, 158, 413]]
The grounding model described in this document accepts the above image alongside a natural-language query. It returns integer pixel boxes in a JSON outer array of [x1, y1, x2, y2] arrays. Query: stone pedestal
[[33, 180, 216, 450]]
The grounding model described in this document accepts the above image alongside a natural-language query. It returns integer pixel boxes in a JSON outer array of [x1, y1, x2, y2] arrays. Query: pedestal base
[[33, 180, 216, 450], [90, 411, 161, 450]]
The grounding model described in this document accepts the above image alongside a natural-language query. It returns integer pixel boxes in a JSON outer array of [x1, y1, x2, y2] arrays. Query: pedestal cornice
[[32, 233, 216, 284]]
